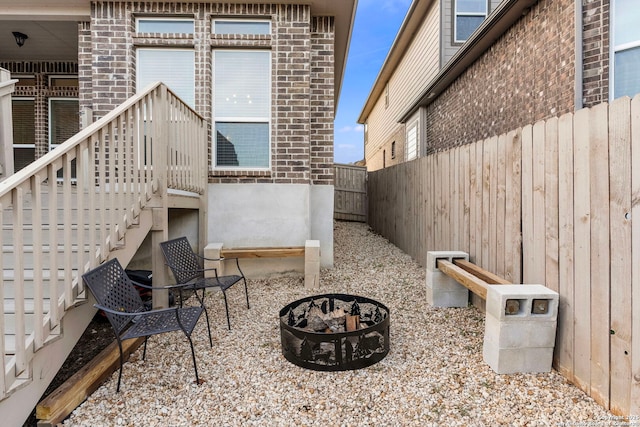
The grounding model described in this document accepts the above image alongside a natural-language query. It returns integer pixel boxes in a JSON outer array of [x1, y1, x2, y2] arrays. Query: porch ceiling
[[0, 21, 78, 61]]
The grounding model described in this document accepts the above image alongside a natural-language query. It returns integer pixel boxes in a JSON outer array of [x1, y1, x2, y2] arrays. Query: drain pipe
[[574, 1, 583, 110]]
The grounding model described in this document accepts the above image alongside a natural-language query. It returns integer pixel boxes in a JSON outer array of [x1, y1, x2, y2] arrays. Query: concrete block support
[[483, 284, 559, 374], [304, 240, 320, 288], [204, 243, 223, 278], [426, 251, 470, 307]]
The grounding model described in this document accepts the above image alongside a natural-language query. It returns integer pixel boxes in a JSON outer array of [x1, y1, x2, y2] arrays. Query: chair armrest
[[93, 304, 177, 316], [195, 253, 239, 262], [129, 279, 187, 291]]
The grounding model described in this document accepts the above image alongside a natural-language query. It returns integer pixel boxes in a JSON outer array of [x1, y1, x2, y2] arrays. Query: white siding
[[365, 1, 440, 170]]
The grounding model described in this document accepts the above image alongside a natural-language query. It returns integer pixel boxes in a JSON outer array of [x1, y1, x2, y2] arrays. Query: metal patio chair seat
[[160, 236, 249, 330], [82, 258, 212, 392]]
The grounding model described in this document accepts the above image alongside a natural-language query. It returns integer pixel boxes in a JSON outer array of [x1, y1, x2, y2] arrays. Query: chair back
[[82, 258, 146, 335], [160, 237, 204, 284]]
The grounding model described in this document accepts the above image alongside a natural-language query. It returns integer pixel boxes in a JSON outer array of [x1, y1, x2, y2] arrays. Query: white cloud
[[338, 125, 365, 133]]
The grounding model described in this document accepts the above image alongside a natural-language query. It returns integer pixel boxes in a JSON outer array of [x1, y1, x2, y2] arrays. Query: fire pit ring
[[279, 293, 390, 371]]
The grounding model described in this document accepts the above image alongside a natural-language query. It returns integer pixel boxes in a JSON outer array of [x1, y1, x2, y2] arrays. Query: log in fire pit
[[279, 293, 390, 371]]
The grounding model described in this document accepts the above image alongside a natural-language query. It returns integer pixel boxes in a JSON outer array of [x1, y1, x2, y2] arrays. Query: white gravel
[[63, 221, 613, 426]]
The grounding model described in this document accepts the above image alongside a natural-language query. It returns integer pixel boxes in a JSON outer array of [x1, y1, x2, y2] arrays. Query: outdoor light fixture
[[12, 32, 28, 47]]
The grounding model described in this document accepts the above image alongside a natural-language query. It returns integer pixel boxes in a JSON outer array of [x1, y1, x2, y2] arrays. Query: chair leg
[[222, 290, 231, 330], [142, 336, 149, 360], [243, 278, 250, 309], [116, 340, 124, 392], [186, 334, 200, 385], [202, 304, 213, 347]]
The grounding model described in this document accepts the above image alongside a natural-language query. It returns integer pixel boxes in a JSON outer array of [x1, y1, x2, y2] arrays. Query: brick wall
[[310, 16, 335, 185], [426, 0, 576, 153], [80, 2, 335, 185], [582, 0, 609, 107]]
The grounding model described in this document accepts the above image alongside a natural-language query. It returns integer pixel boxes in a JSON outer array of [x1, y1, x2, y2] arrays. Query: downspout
[[574, 1, 583, 110]]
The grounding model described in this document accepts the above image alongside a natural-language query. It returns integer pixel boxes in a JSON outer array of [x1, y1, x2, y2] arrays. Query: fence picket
[[589, 102, 611, 408], [608, 96, 633, 415], [630, 95, 640, 416], [556, 111, 575, 380]]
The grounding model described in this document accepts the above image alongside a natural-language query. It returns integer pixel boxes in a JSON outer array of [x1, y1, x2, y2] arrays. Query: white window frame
[[212, 49, 272, 171], [135, 17, 194, 34], [454, 0, 488, 43], [136, 48, 195, 108], [610, 0, 640, 100], [406, 120, 418, 161], [212, 18, 271, 35]]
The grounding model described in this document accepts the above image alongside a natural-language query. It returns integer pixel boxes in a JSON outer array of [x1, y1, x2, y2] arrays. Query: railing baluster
[[47, 163, 59, 328], [12, 187, 26, 374], [63, 153, 73, 308], [31, 175, 44, 350]]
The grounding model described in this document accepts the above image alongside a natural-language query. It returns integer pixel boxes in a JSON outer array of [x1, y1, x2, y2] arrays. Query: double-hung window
[[213, 50, 271, 169], [612, 0, 640, 99], [454, 0, 488, 43]]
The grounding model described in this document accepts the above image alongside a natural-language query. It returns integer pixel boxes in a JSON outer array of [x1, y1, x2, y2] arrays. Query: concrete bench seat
[[205, 240, 320, 287]]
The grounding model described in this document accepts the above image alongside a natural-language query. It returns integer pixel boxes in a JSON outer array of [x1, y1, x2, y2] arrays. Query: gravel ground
[[63, 221, 613, 426]]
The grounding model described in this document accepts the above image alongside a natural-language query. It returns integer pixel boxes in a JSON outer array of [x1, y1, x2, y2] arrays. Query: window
[[49, 99, 79, 146], [406, 122, 418, 161], [391, 141, 396, 159], [213, 50, 271, 169], [137, 48, 195, 108], [136, 17, 194, 34], [612, 0, 640, 99], [454, 0, 488, 43], [12, 98, 35, 172], [49, 98, 79, 179], [385, 83, 389, 108], [213, 19, 270, 35], [49, 75, 79, 87]]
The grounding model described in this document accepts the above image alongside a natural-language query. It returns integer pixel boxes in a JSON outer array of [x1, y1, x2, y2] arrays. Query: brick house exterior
[[360, 0, 625, 170], [1, 1, 357, 268]]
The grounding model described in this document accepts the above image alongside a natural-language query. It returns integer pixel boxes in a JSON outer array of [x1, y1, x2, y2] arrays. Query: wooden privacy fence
[[367, 96, 640, 416], [334, 163, 367, 222]]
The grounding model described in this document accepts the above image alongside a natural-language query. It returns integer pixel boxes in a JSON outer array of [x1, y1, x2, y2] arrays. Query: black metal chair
[[82, 258, 212, 392], [160, 236, 249, 330]]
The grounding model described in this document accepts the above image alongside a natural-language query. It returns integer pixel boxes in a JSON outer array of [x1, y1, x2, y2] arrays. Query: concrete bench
[[426, 251, 559, 375], [204, 240, 320, 288]]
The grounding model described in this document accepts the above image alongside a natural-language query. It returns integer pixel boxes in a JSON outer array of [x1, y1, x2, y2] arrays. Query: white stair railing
[[0, 82, 207, 398]]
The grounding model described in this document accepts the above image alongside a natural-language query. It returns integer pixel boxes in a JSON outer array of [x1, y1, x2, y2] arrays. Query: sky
[[333, 0, 412, 164]]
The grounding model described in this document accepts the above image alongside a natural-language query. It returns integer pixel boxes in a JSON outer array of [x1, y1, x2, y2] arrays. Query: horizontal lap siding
[[367, 97, 640, 416]]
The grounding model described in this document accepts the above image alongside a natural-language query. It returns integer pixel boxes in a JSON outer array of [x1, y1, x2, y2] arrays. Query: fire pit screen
[[279, 293, 390, 371]]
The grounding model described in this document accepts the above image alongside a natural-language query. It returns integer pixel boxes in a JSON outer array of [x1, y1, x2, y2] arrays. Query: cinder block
[[484, 315, 558, 349], [426, 251, 469, 272], [204, 243, 223, 278], [426, 251, 470, 307], [485, 284, 559, 322], [482, 284, 558, 374], [483, 343, 554, 374], [304, 240, 320, 260]]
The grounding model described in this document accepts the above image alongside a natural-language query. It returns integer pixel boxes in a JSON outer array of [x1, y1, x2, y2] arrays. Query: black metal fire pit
[[279, 293, 390, 371]]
